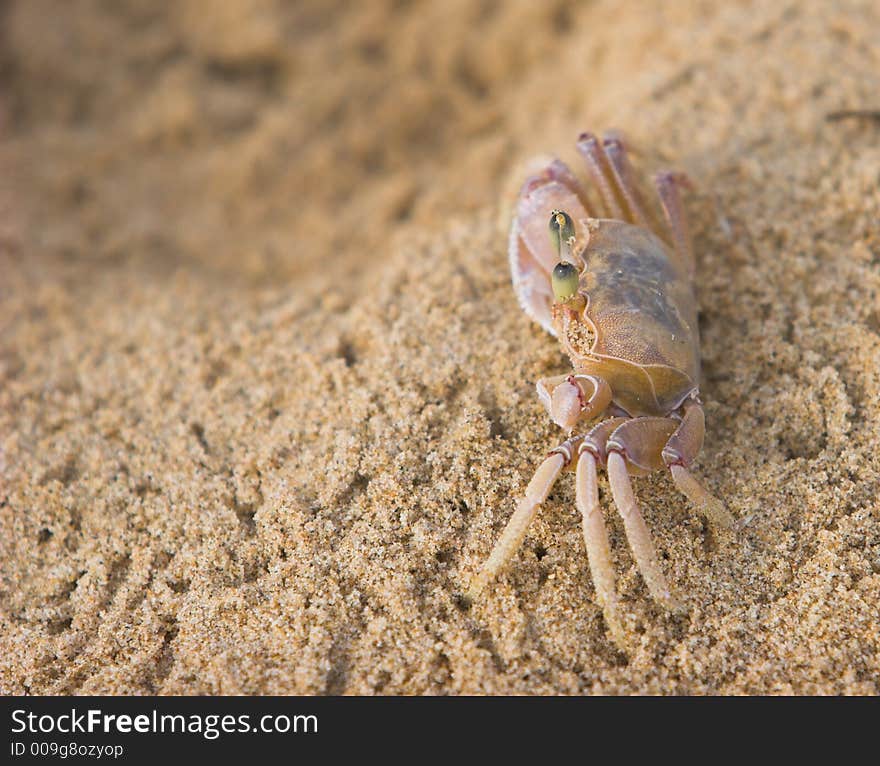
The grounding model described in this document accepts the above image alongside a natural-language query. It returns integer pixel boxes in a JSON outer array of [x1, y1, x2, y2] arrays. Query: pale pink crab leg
[[662, 401, 733, 530], [601, 133, 650, 227], [576, 132, 625, 220], [466, 449, 568, 602], [606, 451, 683, 613], [654, 170, 695, 278], [669, 465, 732, 530], [575, 447, 627, 648]]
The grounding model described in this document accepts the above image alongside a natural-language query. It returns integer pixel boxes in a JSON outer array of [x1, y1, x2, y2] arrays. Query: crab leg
[[607, 451, 683, 613], [601, 133, 650, 227], [669, 465, 731, 529], [575, 446, 626, 648], [466, 445, 570, 601], [604, 414, 682, 611], [600, 404, 731, 613], [662, 401, 733, 530], [654, 170, 695, 278], [576, 132, 625, 220]]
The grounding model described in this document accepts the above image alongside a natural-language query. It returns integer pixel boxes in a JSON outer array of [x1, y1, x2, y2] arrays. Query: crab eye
[[548, 209, 575, 258], [551, 261, 579, 302]]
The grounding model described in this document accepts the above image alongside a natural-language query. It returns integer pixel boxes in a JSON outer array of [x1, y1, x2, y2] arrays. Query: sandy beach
[[1, 0, 879, 694]]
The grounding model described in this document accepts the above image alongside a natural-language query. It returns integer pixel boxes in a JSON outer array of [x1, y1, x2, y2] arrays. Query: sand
[[1, 0, 879, 695]]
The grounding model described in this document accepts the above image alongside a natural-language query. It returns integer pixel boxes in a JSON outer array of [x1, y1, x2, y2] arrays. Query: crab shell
[[509, 179, 701, 418]]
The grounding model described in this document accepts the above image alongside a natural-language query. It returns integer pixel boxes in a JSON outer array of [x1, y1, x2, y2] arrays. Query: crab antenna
[[549, 209, 576, 264]]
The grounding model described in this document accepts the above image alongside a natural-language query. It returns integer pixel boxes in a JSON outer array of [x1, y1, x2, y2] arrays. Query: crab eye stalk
[[549, 209, 575, 262], [551, 261, 580, 303]]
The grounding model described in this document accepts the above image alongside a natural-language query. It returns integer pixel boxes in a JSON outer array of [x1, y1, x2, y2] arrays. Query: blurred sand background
[[1, 0, 879, 694]]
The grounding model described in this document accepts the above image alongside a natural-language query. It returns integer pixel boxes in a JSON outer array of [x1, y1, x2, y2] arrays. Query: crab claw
[[510, 160, 591, 335], [516, 171, 588, 273], [537, 375, 585, 431], [549, 378, 584, 430]]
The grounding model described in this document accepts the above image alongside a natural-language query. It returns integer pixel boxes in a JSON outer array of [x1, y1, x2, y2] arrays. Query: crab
[[466, 130, 733, 650]]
